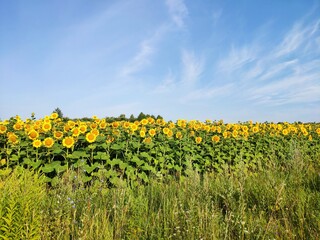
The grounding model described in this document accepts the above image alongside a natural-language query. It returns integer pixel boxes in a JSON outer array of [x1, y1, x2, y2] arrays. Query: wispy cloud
[[165, 0, 188, 28], [273, 23, 307, 57], [120, 25, 168, 78], [181, 49, 205, 86], [180, 83, 233, 102], [212, 9, 223, 25], [217, 16, 320, 107], [154, 70, 176, 93], [218, 46, 256, 73]]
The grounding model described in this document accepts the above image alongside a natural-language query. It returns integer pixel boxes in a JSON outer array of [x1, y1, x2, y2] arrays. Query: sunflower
[[175, 131, 183, 139], [72, 127, 81, 137], [212, 135, 220, 143], [163, 127, 170, 135], [112, 122, 120, 128], [148, 128, 156, 137], [54, 131, 64, 139], [90, 122, 98, 129], [13, 122, 23, 131], [86, 132, 97, 143], [232, 130, 238, 138], [8, 133, 19, 144], [167, 130, 173, 138], [79, 124, 87, 134], [141, 119, 148, 125], [99, 121, 107, 129], [147, 117, 155, 124], [28, 130, 39, 140], [0, 125, 7, 134], [123, 121, 130, 129], [43, 137, 54, 148], [242, 126, 249, 132], [50, 112, 59, 119], [195, 137, 202, 144], [64, 124, 71, 132], [42, 122, 52, 132], [316, 128, 320, 135], [67, 120, 76, 128], [32, 139, 42, 148], [223, 131, 228, 138], [62, 136, 75, 148], [282, 129, 289, 136], [106, 135, 115, 143], [143, 137, 152, 144], [252, 126, 259, 133], [91, 129, 99, 136], [130, 123, 138, 132], [140, 130, 146, 138]]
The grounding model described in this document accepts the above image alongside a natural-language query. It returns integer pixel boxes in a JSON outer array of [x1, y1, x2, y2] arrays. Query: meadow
[[0, 113, 320, 239]]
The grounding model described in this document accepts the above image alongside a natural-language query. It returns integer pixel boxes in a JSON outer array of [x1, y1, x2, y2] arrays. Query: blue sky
[[1, 0, 320, 122]]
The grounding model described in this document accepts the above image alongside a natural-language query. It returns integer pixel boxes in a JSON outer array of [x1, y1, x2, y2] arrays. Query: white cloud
[[218, 46, 256, 73], [181, 49, 205, 86], [180, 84, 233, 102], [217, 16, 320, 107], [212, 9, 223, 25], [165, 0, 188, 28], [119, 25, 168, 77], [154, 70, 176, 93]]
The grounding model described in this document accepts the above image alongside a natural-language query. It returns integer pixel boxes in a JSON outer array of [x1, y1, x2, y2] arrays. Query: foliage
[[0, 153, 320, 239], [0, 115, 319, 187]]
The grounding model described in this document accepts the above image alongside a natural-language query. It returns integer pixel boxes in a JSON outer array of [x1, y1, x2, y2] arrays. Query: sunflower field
[[1, 113, 320, 186]]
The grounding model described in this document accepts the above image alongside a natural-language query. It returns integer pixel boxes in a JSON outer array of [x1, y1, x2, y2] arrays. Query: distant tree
[[129, 114, 135, 122], [156, 115, 163, 119], [137, 112, 146, 121], [118, 114, 126, 121], [53, 107, 64, 118]]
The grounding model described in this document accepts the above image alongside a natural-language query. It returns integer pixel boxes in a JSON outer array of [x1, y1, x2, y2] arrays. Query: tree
[[137, 112, 146, 121], [129, 114, 135, 122], [53, 107, 64, 118]]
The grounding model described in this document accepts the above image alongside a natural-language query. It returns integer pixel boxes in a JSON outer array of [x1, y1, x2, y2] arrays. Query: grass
[[0, 147, 320, 239]]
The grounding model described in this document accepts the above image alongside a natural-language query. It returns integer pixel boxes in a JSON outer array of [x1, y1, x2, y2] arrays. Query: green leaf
[[119, 161, 128, 170], [138, 172, 149, 183], [83, 164, 98, 174], [55, 164, 68, 173], [131, 156, 145, 167], [82, 175, 92, 183], [73, 159, 87, 168], [10, 154, 19, 161], [94, 151, 110, 160], [111, 144, 123, 150], [68, 150, 89, 159], [41, 161, 61, 173]]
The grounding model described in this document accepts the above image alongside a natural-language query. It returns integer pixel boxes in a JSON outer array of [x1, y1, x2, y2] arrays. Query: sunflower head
[[42, 122, 52, 132], [195, 137, 202, 144], [54, 131, 64, 139], [212, 135, 220, 143], [50, 112, 59, 119], [43, 137, 54, 148], [0, 125, 7, 134], [140, 130, 146, 138], [86, 132, 97, 143], [175, 131, 183, 139], [8, 133, 19, 144], [148, 128, 156, 137], [62, 137, 75, 148], [33, 139, 42, 148], [143, 137, 152, 144], [28, 130, 39, 140]]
